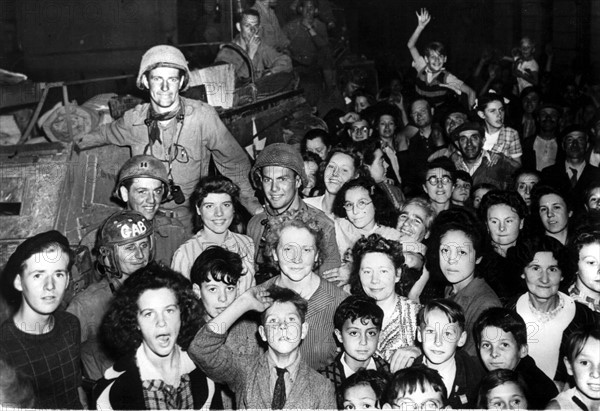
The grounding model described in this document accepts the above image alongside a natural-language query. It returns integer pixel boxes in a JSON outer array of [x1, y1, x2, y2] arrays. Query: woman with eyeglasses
[[422, 158, 457, 217], [171, 176, 255, 293], [324, 176, 401, 287], [303, 145, 362, 219]]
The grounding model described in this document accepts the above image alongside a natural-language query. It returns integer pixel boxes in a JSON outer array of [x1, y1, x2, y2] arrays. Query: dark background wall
[[0, 0, 598, 90]]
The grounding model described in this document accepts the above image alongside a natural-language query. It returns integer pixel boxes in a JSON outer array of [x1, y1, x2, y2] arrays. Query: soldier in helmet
[[76, 45, 261, 227], [66, 210, 154, 381], [79, 155, 188, 265], [115, 154, 188, 264]]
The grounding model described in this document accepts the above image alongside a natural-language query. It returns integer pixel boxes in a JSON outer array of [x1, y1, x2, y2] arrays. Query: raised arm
[[407, 8, 431, 64]]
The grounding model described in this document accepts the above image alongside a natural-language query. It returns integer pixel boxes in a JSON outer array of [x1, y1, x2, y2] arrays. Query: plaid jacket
[[319, 352, 390, 407]]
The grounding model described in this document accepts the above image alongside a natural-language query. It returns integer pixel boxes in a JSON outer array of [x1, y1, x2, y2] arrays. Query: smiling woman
[[96, 263, 217, 410], [171, 176, 255, 293]]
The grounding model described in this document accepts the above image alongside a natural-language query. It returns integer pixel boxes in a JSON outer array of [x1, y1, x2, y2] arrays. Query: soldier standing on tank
[[75, 45, 261, 228]]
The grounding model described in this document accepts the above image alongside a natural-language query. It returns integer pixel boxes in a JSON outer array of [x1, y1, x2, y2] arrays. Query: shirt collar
[[340, 353, 377, 378], [136, 344, 196, 381], [266, 351, 302, 384]]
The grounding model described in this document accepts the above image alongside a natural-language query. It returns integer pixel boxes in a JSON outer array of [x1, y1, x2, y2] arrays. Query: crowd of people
[[1, 2, 600, 410]]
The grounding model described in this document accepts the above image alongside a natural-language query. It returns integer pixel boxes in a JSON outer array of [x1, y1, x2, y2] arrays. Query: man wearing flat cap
[[247, 143, 341, 282], [76, 45, 261, 229], [451, 122, 517, 190]]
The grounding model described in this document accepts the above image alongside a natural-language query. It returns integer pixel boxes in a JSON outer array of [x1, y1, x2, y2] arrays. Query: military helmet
[[116, 155, 169, 201], [136, 45, 190, 91], [97, 210, 154, 278]]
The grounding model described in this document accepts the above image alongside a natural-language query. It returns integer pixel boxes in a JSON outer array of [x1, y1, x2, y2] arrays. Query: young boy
[[0, 231, 85, 409], [513, 37, 539, 94], [476, 92, 523, 168], [473, 307, 559, 409], [451, 170, 473, 207], [188, 285, 336, 409], [319, 295, 390, 406], [341, 369, 389, 410], [413, 299, 484, 409], [546, 326, 600, 410], [382, 365, 448, 410], [407, 8, 476, 110]]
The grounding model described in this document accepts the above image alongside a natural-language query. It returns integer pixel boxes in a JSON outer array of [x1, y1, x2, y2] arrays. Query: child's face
[[520, 39, 534, 59], [193, 274, 238, 320], [343, 383, 380, 410], [565, 337, 600, 401], [418, 308, 466, 365], [259, 301, 307, 355], [335, 318, 380, 364], [137, 287, 181, 358], [486, 381, 528, 410], [479, 327, 526, 371], [388, 383, 445, 410], [439, 230, 481, 291], [14, 248, 70, 315], [473, 188, 491, 209], [577, 242, 600, 295], [451, 179, 471, 204], [478, 100, 505, 129], [424, 50, 447, 73]]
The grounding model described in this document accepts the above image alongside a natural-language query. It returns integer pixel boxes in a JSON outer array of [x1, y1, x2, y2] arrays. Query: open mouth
[[156, 333, 172, 347]]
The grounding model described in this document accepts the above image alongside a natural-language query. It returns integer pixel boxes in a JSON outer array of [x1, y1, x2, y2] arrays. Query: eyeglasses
[[391, 400, 442, 410], [426, 175, 452, 186], [352, 126, 369, 134], [343, 199, 373, 211]]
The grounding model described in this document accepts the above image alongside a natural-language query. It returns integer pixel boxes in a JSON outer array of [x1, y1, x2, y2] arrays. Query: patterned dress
[[377, 295, 421, 362]]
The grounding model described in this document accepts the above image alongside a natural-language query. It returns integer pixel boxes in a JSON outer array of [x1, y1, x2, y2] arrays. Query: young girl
[[340, 369, 388, 410], [425, 209, 501, 357], [546, 326, 600, 410], [477, 369, 529, 410], [96, 263, 216, 410]]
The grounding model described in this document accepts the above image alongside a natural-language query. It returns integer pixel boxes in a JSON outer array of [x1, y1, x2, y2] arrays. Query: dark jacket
[[415, 349, 485, 409], [93, 353, 218, 410], [541, 162, 600, 212], [515, 355, 558, 409]]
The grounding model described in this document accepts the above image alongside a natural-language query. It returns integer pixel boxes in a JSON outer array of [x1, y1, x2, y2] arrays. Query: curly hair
[[340, 369, 389, 408], [478, 190, 529, 221], [190, 176, 241, 233], [333, 294, 383, 331], [350, 233, 405, 296], [100, 262, 203, 359], [263, 209, 325, 271], [190, 245, 245, 286], [332, 176, 399, 228]]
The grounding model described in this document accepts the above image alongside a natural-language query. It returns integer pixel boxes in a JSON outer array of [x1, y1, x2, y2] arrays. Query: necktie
[[271, 367, 287, 409], [570, 167, 578, 188]]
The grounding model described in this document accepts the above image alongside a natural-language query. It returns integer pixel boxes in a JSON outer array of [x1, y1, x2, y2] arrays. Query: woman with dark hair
[[567, 216, 600, 313], [507, 235, 598, 382], [513, 168, 541, 208], [349, 234, 420, 371], [95, 263, 217, 410], [300, 128, 331, 161], [425, 208, 501, 356], [304, 145, 362, 218], [171, 176, 255, 292], [328, 176, 401, 286], [478, 190, 529, 304], [529, 185, 572, 245]]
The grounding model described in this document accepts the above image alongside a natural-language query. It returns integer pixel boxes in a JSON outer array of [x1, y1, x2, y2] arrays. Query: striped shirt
[[171, 230, 255, 292]]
